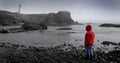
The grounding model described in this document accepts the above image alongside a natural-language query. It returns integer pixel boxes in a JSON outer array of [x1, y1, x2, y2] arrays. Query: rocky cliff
[[0, 10, 75, 26], [0, 10, 26, 25], [41, 11, 74, 26]]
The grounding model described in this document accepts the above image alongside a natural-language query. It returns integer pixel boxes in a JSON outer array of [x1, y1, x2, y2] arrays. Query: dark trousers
[[86, 45, 93, 59]]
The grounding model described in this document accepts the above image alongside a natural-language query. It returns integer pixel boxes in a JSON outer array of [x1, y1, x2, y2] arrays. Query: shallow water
[[0, 24, 120, 51]]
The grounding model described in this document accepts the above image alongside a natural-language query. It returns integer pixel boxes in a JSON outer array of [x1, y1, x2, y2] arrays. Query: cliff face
[[0, 10, 75, 26], [41, 13, 56, 25], [55, 11, 74, 24], [42, 11, 74, 26], [0, 11, 25, 26], [26, 14, 47, 23]]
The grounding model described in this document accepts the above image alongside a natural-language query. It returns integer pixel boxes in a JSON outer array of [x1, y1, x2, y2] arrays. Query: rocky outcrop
[[0, 28, 24, 33], [41, 11, 75, 26], [101, 41, 118, 46], [0, 10, 75, 26], [74, 21, 83, 25], [56, 28, 72, 30], [41, 13, 56, 25], [21, 23, 47, 30], [26, 14, 47, 23], [99, 23, 120, 28], [54, 11, 74, 25], [0, 10, 26, 26], [0, 23, 47, 33], [0, 29, 9, 33]]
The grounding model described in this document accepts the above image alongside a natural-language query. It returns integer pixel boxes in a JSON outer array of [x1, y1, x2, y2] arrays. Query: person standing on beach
[[84, 24, 95, 59]]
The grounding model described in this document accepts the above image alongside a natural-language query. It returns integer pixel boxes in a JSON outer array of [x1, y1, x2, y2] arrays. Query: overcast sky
[[0, 0, 120, 23]]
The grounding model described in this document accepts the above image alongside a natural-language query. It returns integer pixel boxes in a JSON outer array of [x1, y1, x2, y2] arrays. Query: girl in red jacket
[[85, 24, 95, 59]]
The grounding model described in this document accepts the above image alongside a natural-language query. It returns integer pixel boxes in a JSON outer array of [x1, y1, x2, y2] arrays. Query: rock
[[0, 10, 75, 26], [41, 13, 56, 25], [0, 28, 25, 33], [41, 11, 75, 26], [0, 10, 26, 26], [0, 23, 47, 33], [56, 28, 72, 30], [116, 58, 120, 63], [0, 29, 9, 33], [114, 47, 119, 49], [74, 21, 83, 25], [21, 23, 39, 30], [101, 41, 118, 46], [106, 50, 120, 62], [75, 39, 78, 41], [99, 23, 120, 28], [55, 11, 74, 25], [118, 43, 120, 46], [66, 32, 76, 34], [0, 42, 120, 63], [8, 28, 24, 33], [39, 24, 48, 30], [21, 23, 47, 30], [97, 40, 100, 42]]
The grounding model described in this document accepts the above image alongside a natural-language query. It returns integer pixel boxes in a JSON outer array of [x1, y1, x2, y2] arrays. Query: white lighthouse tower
[[18, 4, 21, 13]]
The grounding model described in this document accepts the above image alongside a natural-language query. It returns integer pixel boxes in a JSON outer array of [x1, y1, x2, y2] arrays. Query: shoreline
[[0, 42, 119, 63]]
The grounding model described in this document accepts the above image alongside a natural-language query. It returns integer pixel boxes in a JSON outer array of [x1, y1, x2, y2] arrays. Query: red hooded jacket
[[85, 24, 95, 47]]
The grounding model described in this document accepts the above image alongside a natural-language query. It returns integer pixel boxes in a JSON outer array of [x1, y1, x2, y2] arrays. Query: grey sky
[[0, 0, 120, 23]]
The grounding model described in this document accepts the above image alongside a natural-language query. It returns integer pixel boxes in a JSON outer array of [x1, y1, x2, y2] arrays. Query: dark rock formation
[[100, 23, 120, 28], [21, 23, 40, 30], [74, 21, 83, 25], [41, 11, 75, 26], [55, 11, 74, 25], [0, 29, 9, 33], [41, 13, 56, 25], [119, 43, 120, 46], [39, 24, 48, 30], [101, 41, 118, 46], [0, 23, 47, 33], [21, 23, 47, 30], [0, 10, 26, 26], [56, 28, 72, 30], [26, 14, 47, 23], [8, 28, 24, 33], [0, 28, 24, 33]]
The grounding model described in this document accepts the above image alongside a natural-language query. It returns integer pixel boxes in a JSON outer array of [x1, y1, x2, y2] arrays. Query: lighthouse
[[18, 4, 21, 13]]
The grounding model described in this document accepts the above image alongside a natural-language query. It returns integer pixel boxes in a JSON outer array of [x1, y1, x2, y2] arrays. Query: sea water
[[0, 24, 120, 51]]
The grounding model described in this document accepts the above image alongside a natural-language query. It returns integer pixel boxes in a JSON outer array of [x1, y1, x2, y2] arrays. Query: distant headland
[[0, 10, 79, 26]]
